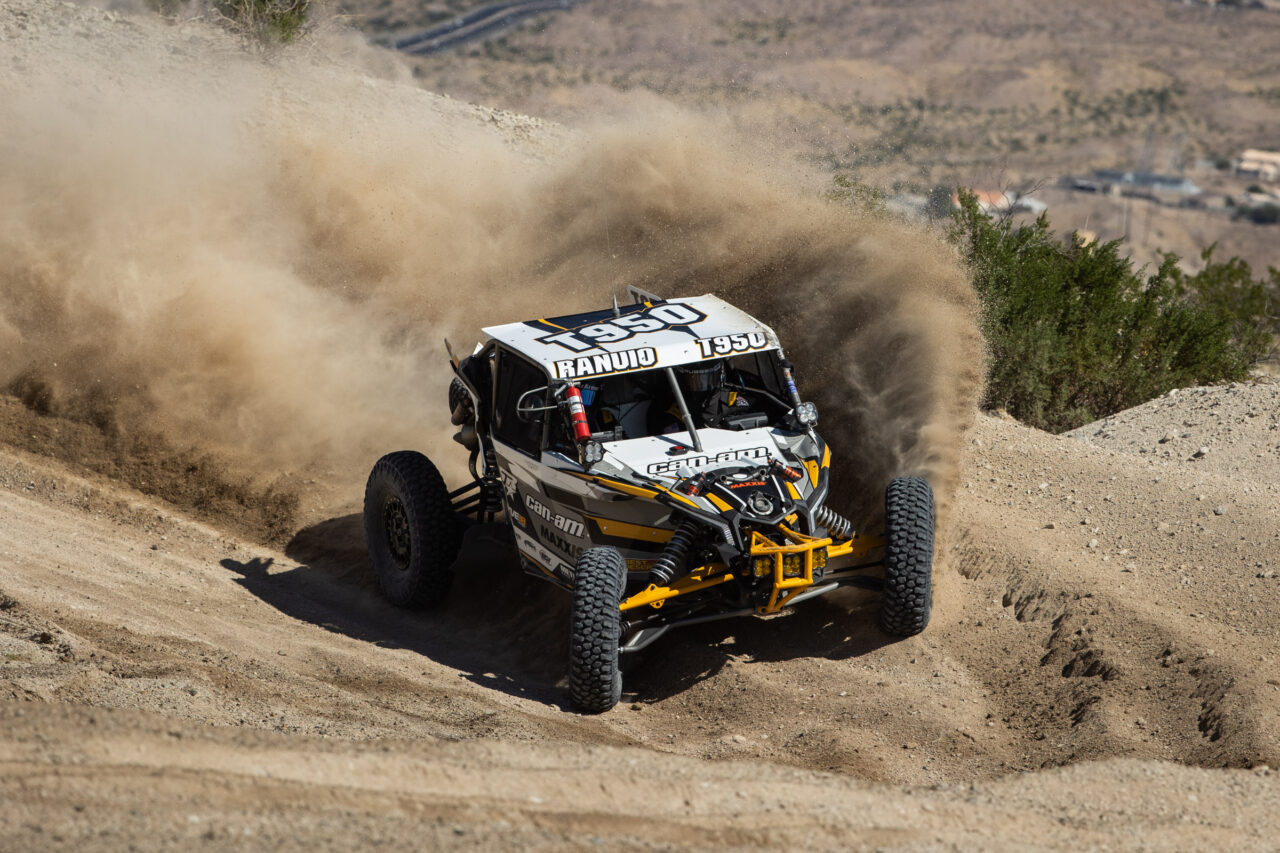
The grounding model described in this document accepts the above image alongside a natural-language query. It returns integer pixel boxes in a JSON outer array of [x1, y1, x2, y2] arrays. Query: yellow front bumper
[[618, 526, 885, 616]]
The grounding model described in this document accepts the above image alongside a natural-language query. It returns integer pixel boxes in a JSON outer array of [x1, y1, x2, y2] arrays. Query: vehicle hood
[[601, 427, 790, 482]]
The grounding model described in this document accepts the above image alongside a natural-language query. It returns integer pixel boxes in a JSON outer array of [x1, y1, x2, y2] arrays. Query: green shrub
[[1174, 247, 1279, 364], [1246, 203, 1280, 225], [216, 0, 310, 44], [826, 172, 887, 214], [949, 190, 1273, 433], [146, 0, 309, 43]]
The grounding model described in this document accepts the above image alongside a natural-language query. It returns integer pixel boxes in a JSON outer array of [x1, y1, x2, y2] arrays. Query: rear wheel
[[569, 547, 626, 713], [364, 451, 460, 608], [880, 476, 934, 636]]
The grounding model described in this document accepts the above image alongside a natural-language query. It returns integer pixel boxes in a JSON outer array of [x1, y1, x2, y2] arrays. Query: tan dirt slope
[[2, 381, 1278, 849]]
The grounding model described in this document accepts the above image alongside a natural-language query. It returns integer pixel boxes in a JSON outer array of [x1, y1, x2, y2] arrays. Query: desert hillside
[[1, 1, 1278, 849], [384, 0, 1280, 273]]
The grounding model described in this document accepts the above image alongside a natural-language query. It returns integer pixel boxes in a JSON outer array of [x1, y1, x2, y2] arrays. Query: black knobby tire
[[448, 377, 471, 419], [569, 547, 626, 713], [880, 476, 935, 636], [364, 451, 461, 609]]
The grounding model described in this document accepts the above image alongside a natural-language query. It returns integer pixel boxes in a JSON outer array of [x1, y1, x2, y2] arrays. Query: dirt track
[[2, 1, 1279, 848], [3, 382, 1279, 849]]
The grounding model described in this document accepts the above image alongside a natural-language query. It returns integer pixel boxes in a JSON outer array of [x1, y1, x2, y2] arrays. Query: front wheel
[[569, 547, 626, 713], [364, 451, 461, 609], [880, 476, 935, 636]]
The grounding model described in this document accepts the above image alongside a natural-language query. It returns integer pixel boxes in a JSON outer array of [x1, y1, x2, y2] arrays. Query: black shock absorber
[[478, 479, 504, 520], [813, 505, 853, 539], [648, 520, 700, 586], [463, 446, 503, 523]]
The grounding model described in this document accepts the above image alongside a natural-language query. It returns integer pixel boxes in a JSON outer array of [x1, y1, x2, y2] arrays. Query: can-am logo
[[525, 493, 586, 538], [646, 447, 768, 475]]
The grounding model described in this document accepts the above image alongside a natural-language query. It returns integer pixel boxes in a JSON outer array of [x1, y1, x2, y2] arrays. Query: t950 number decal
[[535, 303, 707, 353], [695, 331, 769, 358]]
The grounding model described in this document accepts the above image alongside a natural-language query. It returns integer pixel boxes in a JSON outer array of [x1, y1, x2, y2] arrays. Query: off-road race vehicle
[[364, 288, 934, 712]]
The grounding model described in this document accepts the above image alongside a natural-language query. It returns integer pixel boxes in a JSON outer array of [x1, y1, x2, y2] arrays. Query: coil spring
[[648, 520, 700, 586], [813, 505, 853, 539]]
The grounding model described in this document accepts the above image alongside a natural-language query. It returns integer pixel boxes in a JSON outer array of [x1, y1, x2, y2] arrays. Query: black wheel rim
[[384, 496, 411, 570]]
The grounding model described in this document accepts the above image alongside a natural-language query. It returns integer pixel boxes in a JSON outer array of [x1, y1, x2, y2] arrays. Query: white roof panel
[[482, 294, 781, 381]]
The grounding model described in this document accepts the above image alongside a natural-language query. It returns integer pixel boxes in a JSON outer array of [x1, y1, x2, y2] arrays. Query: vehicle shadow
[[621, 589, 900, 705], [221, 515, 900, 709], [220, 513, 574, 708]]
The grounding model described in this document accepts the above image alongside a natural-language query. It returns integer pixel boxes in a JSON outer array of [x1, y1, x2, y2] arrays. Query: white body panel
[[482, 295, 781, 381], [603, 428, 786, 482]]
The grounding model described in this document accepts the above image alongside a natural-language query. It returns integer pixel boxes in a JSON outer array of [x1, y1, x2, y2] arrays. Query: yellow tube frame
[[620, 563, 733, 612], [754, 525, 884, 612], [617, 525, 886, 616], [751, 527, 827, 613]]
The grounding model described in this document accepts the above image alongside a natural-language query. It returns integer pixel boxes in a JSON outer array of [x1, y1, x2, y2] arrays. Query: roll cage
[[458, 341, 803, 463]]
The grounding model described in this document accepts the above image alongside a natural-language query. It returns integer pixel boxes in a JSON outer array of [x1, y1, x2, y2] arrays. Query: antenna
[[604, 202, 619, 306]]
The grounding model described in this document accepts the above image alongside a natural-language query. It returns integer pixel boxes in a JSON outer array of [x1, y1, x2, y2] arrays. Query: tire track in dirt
[[3, 383, 1280, 847]]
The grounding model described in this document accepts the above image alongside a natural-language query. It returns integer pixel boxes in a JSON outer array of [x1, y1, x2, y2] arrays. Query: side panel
[[543, 459, 678, 578], [493, 446, 580, 587], [494, 445, 677, 585]]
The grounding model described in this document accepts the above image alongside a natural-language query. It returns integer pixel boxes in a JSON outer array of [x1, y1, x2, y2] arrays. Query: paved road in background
[[394, 0, 580, 56]]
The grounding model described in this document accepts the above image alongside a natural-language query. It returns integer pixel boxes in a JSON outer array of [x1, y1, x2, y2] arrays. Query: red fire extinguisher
[[564, 385, 591, 444]]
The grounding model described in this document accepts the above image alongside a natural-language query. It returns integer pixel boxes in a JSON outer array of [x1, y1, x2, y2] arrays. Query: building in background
[[1237, 149, 1280, 183]]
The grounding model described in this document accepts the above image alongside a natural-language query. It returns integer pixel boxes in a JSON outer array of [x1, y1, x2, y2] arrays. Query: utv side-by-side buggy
[[364, 288, 934, 712]]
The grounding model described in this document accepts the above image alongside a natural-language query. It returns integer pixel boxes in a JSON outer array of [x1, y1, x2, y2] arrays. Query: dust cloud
[[0, 2, 981, 529]]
